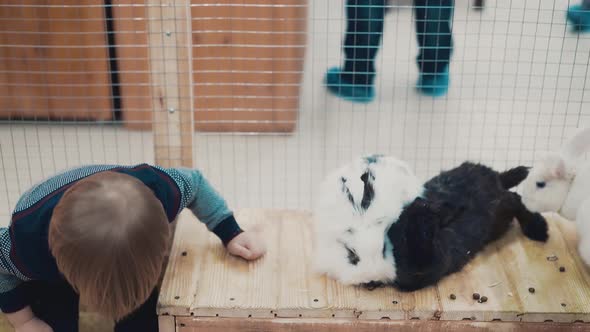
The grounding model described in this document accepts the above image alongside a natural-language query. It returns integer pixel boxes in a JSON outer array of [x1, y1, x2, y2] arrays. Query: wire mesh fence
[[1, 0, 589, 223]]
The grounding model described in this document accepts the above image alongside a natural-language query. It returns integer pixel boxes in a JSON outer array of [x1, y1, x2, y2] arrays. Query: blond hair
[[49, 171, 170, 321]]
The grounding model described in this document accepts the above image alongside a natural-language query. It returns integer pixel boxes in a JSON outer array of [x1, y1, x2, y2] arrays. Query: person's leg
[[567, 0, 590, 32], [325, 0, 386, 103], [414, 0, 454, 96], [28, 280, 80, 332], [114, 288, 159, 332], [342, 0, 387, 86]]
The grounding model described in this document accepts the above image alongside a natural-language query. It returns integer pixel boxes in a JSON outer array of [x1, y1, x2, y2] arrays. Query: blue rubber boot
[[324, 67, 375, 103], [417, 69, 449, 97], [567, 5, 590, 32]]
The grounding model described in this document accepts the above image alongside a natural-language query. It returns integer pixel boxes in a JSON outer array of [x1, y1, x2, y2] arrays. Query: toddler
[[0, 164, 266, 331]]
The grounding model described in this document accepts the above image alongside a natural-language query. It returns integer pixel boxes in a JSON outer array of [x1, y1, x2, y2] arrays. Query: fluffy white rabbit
[[521, 127, 590, 265], [312, 155, 423, 286]]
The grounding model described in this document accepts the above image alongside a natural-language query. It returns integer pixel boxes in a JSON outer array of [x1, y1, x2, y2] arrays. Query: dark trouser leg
[[567, 1, 590, 32], [28, 280, 80, 332], [114, 288, 159, 332], [342, 0, 387, 86], [414, 0, 454, 74]]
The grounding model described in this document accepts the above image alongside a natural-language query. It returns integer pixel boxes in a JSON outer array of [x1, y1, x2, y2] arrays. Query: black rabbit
[[387, 162, 549, 291]]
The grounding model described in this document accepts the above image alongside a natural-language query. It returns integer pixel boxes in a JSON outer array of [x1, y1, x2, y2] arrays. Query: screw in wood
[[165, 31, 172, 37], [450, 294, 457, 300], [174, 296, 180, 300], [528, 287, 535, 294], [479, 296, 488, 303], [559, 266, 566, 272], [472, 293, 480, 300]]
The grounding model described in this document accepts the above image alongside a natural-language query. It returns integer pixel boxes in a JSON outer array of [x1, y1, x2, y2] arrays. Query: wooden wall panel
[[191, 0, 306, 132], [0, 0, 113, 121], [116, 0, 307, 132], [112, 0, 153, 130]]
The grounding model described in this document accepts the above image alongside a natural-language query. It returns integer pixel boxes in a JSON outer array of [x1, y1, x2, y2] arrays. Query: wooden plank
[[322, 280, 358, 318], [176, 317, 590, 332], [0, 2, 48, 120], [276, 211, 345, 318], [147, 0, 193, 167], [191, 0, 273, 132], [158, 210, 210, 316], [191, 210, 279, 318], [355, 282, 440, 320], [111, 1, 153, 130], [185, 221, 229, 317], [269, 0, 306, 133], [299, 212, 331, 317], [0, 0, 112, 121], [355, 282, 403, 320], [495, 217, 590, 323], [160, 210, 590, 324], [159, 315, 176, 332], [45, 1, 112, 121], [553, 214, 590, 287], [324, 281, 357, 319], [437, 243, 522, 321]]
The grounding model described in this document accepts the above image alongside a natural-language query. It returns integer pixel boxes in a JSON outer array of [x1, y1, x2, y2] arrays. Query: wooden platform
[[158, 209, 590, 331]]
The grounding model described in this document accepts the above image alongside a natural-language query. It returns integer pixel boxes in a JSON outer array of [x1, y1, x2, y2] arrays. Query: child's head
[[49, 171, 170, 321]]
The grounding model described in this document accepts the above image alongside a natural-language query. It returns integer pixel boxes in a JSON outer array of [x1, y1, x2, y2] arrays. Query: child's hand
[[15, 317, 53, 332], [7, 306, 52, 332], [227, 230, 266, 260]]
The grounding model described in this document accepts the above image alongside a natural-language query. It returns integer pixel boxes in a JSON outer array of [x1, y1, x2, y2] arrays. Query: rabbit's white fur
[[521, 127, 590, 265], [312, 155, 423, 285], [576, 198, 590, 266], [521, 152, 578, 218]]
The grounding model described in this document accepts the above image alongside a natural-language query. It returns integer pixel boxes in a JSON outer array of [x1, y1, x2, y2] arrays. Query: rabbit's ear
[[543, 153, 574, 180], [562, 127, 590, 159], [551, 158, 567, 179]]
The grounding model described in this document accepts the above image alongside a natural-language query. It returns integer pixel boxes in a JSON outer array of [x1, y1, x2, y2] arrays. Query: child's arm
[[164, 168, 266, 260], [0, 229, 52, 331], [169, 168, 241, 244]]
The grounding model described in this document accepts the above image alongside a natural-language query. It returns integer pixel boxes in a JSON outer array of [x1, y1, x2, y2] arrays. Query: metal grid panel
[[0, 0, 589, 223]]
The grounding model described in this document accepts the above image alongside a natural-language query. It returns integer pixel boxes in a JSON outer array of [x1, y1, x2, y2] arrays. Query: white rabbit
[[577, 200, 590, 266], [312, 155, 423, 285], [521, 127, 590, 265]]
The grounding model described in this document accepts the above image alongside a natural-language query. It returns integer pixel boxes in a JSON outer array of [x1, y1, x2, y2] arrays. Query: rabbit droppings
[[313, 156, 549, 291]]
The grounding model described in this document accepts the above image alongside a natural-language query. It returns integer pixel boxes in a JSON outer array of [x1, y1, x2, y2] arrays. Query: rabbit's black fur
[[387, 162, 548, 291]]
